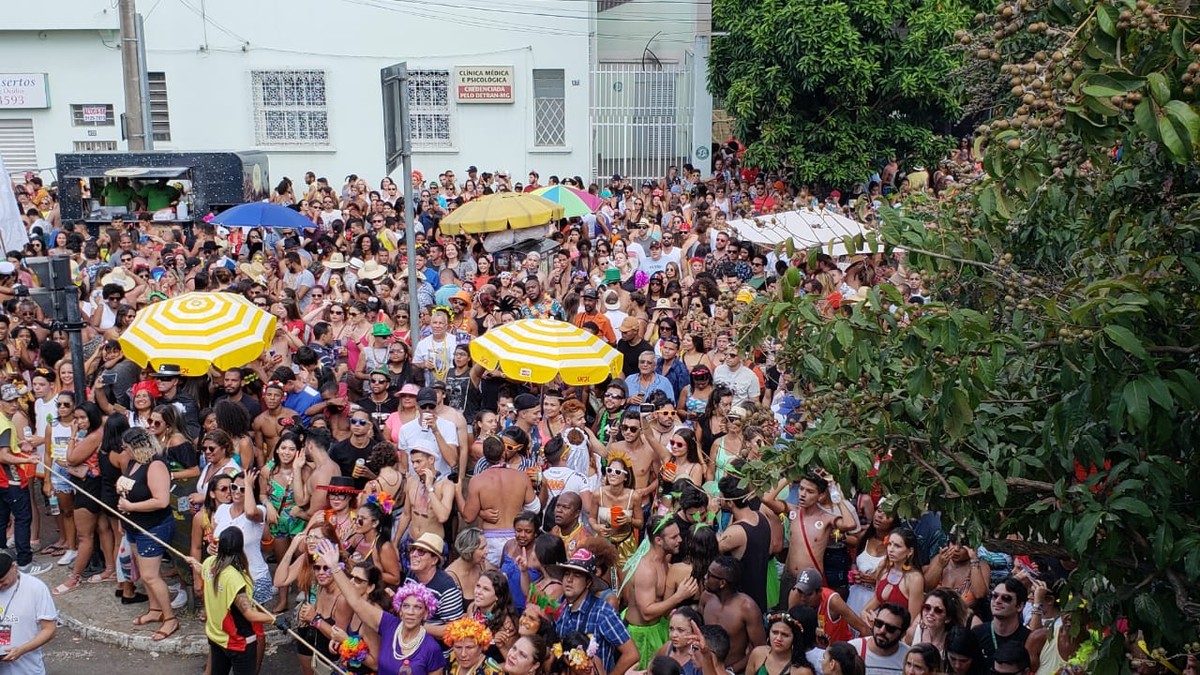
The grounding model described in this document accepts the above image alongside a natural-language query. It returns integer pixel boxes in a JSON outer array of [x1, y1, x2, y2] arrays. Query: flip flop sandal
[[52, 575, 82, 596], [86, 572, 116, 584], [132, 610, 163, 626], [39, 544, 66, 556], [152, 618, 180, 642]]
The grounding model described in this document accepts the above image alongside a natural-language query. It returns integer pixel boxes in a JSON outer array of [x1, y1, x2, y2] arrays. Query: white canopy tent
[[726, 208, 881, 256]]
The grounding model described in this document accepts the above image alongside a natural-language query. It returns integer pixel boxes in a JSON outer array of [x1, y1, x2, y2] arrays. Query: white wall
[[1, 0, 593, 186], [596, 0, 705, 65]]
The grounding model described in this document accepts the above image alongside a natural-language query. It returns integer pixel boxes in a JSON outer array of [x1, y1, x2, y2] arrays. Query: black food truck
[[55, 150, 269, 235]]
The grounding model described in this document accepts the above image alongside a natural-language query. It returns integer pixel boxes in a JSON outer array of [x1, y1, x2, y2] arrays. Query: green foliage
[[743, 0, 1200, 668], [709, 0, 982, 186]]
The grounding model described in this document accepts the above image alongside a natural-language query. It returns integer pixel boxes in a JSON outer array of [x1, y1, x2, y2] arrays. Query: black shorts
[[75, 475, 104, 514], [295, 625, 317, 657]]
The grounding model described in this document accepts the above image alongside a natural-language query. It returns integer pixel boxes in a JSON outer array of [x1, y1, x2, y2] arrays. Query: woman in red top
[[861, 528, 924, 625]]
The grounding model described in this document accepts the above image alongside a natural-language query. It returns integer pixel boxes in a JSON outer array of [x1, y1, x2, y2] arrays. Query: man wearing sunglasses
[[845, 602, 911, 674], [972, 576, 1031, 669], [397, 387, 459, 479]]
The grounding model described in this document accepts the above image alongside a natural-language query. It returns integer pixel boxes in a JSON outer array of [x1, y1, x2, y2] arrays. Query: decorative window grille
[[251, 70, 329, 146], [533, 69, 566, 147], [408, 70, 453, 149]]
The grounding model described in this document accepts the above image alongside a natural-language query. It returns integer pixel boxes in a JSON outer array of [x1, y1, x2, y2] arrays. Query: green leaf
[[1070, 511, 1102, 553], [1123, 379, 1151, 430], [1163, 100, 1200, 148], [1081, 73, 1145, 98], [948, 476, 971, 496], [1135, 100, 1161, 143], [1109, 496, 1153, 518], [785, 266, 802, 288], [835, 320, 853, 349], [1146, 73, 1170, 107], [1095, 4, 1117, 37], [993, 475, 1009, 507], [1103, 325, 1149, 360], [1159, 111, 1191, 163], [1172, 21, 1188, 59]]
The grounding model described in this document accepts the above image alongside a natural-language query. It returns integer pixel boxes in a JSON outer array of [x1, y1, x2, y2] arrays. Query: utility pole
[[399, 66, 419, 344], [119, 0, 148, 151], [381, 62, 419, 343], [135, 12, 154, 150]]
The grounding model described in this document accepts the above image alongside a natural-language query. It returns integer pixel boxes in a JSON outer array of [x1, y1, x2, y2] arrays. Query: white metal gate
[[591, 62, 693, 186]]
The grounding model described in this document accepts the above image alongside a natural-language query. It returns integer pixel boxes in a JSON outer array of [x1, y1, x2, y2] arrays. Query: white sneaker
[[57, 550, 78, 566], [171, 587, 188, 609], [19, 561, 52, 575]]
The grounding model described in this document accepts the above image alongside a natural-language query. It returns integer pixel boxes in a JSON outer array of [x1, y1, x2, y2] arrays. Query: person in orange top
[[573, 287, 616, 344]]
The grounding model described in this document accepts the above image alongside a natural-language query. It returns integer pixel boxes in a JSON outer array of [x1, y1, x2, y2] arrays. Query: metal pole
[[119, 0, 147, 151], [135, 13, 154, 151], [64, 289, 88, 404], [399, 64, 419, 343]]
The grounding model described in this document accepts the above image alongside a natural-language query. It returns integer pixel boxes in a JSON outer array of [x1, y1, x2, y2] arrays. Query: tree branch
[[909, 442, 956, 496]]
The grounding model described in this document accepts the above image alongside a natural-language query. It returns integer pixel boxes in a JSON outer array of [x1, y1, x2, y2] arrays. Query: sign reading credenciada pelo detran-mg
[[455, 66, 514, 103]]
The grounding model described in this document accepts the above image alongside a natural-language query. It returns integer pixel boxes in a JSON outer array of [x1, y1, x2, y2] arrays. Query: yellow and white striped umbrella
[[119, 292, 277, 377], [469, 319, 623, 385]]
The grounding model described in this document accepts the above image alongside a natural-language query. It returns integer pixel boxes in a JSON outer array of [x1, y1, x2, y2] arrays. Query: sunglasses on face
[[230, 485, 245, 493], [313, 565, 334, 573], [922, 603, 946, 615], [349, 418, 370, 426], [370, 378, 389, 385], [605, 466, 627, 476], [991, 591, 1015, 603], [621, 425, 640, 433], [873, 619, 903, 634]]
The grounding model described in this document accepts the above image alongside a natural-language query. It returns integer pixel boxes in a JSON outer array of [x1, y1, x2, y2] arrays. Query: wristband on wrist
[[312, 614, 324, 627]]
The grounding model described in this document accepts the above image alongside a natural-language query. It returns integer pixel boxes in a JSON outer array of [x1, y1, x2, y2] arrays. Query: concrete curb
[[58, 608, 292, 656]]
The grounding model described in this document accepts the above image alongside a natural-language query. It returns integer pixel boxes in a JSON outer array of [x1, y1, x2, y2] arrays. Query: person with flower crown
[[445, 616, 503, 675], [744, 606, 819, 675], [317, 539, 446, 675], [551, 631, 605, 675], [343, 491, 401, 585]]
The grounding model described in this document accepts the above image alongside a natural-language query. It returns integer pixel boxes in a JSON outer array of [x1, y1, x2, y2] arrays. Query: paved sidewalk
[[49, 570, 289, 656]]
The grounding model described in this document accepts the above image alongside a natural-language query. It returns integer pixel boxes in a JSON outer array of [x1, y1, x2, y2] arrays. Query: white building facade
[[1, 0, 711, 187]]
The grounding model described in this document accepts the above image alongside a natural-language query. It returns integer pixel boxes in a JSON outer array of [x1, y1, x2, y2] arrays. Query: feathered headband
[[552, 636, 599, 669], [363, 491, 395, 516], [495, 295, 520, 314], [443, 616, 493, 648], [392, 580, 439, 616]]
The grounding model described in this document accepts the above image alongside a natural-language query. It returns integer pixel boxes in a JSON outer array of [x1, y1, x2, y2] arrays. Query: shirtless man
[[252, 381, 298, 464], [785, 470, 860, 591], [458, 436, 540, 566], [700, 555, 765, 673], [405, 439, 455, 543], [622, 515, 698, 668], [605, 412, 659, 514], [297, 429, 340, 519]]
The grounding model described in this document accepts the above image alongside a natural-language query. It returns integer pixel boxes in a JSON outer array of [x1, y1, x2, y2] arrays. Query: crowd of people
[[0, 148, 1193, 675]]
